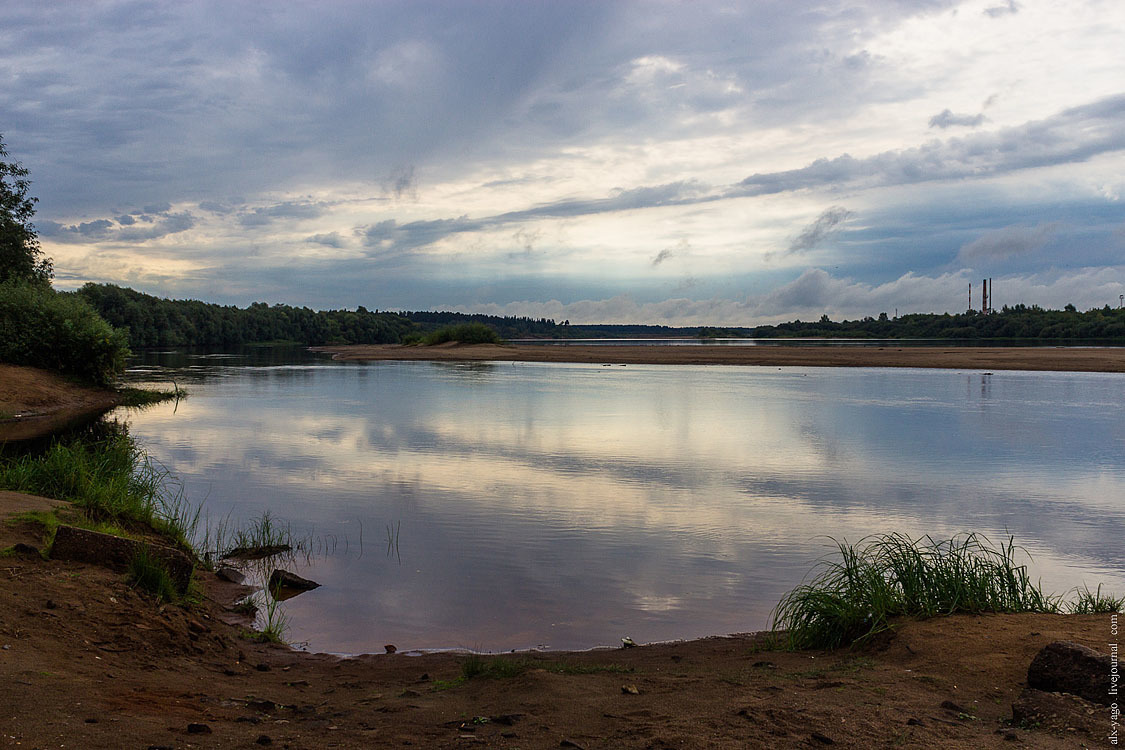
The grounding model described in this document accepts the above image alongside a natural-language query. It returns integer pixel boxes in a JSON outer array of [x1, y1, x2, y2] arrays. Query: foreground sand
[[316, 342, 1125, 372], [0, 493, 1117, 749]]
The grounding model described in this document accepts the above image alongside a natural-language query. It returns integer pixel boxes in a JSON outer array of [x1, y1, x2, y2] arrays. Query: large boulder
[[50, 525, 194, 592], [1026, 640, 1114, 706]]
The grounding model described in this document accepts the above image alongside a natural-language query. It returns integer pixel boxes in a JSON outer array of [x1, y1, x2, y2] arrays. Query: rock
[[940, 700, 970, 714], [255, 735, 273, 745], [621, 684, 640, 695], [50, 525, 194, 592], [216, 565, 246, 584], [10, 542, 40, 557], [223, 544, 292, 560], [621, 637, 637, 648], [186, 722, 212, 734], [1011, 687, 1099, 735], [1027, 640, 1113, 706], [268, 569, 320, 599], [385, 644, 397, 654]]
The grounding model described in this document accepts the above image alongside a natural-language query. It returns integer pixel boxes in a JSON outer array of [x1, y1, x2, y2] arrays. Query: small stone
[[255, 663, 271, 672], [620, 637, 637, 648], [941, 700, 969, 714], [255, 735, 273, 746], [385, 644, 397, 654], [84, 717, 98, 724], [621, 684, 640, 695], [216, 566, 246, 584], [2, 644, 10, 650], [45, 600, 58, 609], [186, 722, 212, 734], [906, 718, 924, 726]]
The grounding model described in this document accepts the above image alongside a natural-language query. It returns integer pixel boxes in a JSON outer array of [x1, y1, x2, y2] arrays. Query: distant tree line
[[747, 304, 1125, 340], [77, 283, 415, 348], [398, 310, 564, 339]]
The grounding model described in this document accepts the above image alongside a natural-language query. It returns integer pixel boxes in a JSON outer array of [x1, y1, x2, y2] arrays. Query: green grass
[[0, 423, 199, 550], [771, 533, 1062, 650], [126, 546, 179, 602], [1070, 584, 1125, 614], [115, 386, 189, 407]]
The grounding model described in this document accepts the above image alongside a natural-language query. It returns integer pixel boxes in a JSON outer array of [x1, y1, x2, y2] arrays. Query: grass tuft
[[771, 533, 1061, 650], [1070, 584, 1125, 614], [126, 546, 179, 603], [115, 386, 189, 408]]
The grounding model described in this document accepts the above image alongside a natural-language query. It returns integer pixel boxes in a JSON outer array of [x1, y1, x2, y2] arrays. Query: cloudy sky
[[3, 0, 1124, 324]]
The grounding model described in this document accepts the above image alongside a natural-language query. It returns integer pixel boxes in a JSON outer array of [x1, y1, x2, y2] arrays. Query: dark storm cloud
[[1, 1, 965, 218], [238, 201, 327, 227], [652, 249, 674, 267], [362, 217, 481, 254], [306, 232, 346, 248], [36, 211, 195, 244], [786, 206, 855, 255], [735, 94, 1125, 197], [958, 223, 1058, 262], [928, 109, 986, 128]]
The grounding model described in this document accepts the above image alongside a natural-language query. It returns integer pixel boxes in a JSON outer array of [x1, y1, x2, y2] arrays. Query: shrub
[[418, 322, 503, 346], [0, 280, 129, 385]]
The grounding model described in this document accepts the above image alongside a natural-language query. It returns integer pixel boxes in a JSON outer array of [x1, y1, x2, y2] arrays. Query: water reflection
[[119, 353, 1125, 652]]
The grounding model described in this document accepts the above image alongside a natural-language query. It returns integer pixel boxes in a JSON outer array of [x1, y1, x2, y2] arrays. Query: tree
[[0, 134, 52, 285]]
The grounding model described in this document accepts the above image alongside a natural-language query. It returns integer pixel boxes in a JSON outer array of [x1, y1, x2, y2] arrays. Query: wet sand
[[316, 343, 1125, 372]]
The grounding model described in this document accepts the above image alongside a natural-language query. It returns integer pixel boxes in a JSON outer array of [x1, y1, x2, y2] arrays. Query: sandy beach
[[316, 342, 1125, 373]]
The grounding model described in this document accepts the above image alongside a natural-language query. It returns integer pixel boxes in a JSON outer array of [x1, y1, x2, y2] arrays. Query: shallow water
[[119, 349, 1125, 653]]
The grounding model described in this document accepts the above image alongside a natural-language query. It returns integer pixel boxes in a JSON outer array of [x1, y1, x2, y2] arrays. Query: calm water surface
[[119, 349, 1125, 653]]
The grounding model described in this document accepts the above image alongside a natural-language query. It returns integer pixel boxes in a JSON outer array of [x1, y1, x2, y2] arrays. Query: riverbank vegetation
[[0, 422, 197, 550], [771, 533, 1123, 650], [404, 321, 505, 346]]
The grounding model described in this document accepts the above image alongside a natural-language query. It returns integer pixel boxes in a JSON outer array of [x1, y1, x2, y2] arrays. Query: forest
[[76, 283, 1125, 349]]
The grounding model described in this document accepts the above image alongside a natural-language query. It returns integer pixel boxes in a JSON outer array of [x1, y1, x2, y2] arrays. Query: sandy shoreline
[[315, 342, 1125, 372], [0, 491, 1116, 749]]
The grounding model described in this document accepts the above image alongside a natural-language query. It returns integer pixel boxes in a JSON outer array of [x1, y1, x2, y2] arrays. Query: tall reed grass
[[771, 533, 1060, 650]]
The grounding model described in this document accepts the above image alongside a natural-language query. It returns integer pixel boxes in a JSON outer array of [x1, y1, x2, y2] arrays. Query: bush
[[0, 280, 130, 385], [417, 322, 504, 346]]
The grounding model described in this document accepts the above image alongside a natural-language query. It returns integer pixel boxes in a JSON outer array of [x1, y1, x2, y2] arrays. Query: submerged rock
[[268, 569, 320, 599]]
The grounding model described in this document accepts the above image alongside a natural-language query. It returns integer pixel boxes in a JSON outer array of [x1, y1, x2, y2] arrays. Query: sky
[[3, 0, 1124, 325]]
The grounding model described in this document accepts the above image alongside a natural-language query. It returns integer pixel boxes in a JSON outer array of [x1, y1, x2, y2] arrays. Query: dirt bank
[[316, 343, 1125, 373], [0, 493, 1116, 749], [0, 363, 120, 441]]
